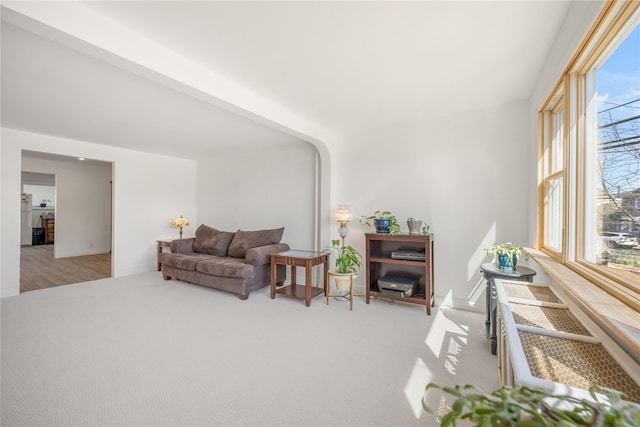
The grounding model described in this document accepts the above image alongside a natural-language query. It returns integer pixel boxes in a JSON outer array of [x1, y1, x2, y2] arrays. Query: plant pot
[[40, 203, 47, 207], [407, 219, 423, 234], [373, 218, 391, 233], [498, 253, 518, 271], [328, 269, 357, 291]]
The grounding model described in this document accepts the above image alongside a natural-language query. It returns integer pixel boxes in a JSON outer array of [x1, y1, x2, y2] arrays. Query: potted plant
[[407, 217, 422, 234], [326, 239, 362, 291], [485, 242, 529, 271], [360, 210, 400, 234], [422, 383, 639, 426], [407, 217, 431, 235], [40, 199, 52, 207]]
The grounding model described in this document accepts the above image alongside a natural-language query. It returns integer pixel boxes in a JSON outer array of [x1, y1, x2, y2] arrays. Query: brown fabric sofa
[[160, 224, 289, 300]]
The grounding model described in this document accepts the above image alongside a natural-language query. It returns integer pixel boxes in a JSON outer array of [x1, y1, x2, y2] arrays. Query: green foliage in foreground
[[422, 383, 640, 427]]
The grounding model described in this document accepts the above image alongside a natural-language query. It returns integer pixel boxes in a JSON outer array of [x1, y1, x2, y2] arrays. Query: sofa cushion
[[196, 259, 254, 279], [227, 227, 284, 258], [161, 253, 219, 271], [170, 238, 196, 254], [192, 224, 235, 257]]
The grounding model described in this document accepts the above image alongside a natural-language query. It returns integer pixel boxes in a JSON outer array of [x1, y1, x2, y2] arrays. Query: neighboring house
[[601, 188, 640, 236]]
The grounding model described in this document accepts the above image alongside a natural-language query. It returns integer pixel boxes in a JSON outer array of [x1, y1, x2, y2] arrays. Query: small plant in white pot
[[327, 239, 362, 292], [407, 217, 431, 235]]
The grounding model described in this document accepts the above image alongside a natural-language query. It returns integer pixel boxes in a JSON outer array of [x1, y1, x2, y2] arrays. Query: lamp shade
[[172, 216, 190, 228], [334, 206, 353, 223]]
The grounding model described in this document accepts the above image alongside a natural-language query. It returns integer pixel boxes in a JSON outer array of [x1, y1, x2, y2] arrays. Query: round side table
[[480, 263, 536, 355]]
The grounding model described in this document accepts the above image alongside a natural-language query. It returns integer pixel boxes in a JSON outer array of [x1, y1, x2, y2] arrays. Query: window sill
[[527, 248, 640, 364]]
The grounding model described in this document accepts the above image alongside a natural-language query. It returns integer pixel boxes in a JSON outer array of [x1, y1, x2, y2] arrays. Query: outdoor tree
[[598, 98, 640, 232]]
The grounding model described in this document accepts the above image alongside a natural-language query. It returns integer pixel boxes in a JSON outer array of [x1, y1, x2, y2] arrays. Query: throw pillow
[[227, 227, 284, 258], [192, 224, 235, 257]]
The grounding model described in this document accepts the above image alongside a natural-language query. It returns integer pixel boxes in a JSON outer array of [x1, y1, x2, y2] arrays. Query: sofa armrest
[[245, 243, 291, 265], [169, 238, 196, 254]]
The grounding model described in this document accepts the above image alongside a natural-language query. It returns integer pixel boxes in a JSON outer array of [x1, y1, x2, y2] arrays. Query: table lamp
[[172, 215, 190, 239], [335, 206, 353, 246]]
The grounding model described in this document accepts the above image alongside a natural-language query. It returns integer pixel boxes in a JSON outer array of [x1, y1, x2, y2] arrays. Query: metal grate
[[509, 303, 591, 336], [503, 282, 560, 303], [519, 330, 640, 403]]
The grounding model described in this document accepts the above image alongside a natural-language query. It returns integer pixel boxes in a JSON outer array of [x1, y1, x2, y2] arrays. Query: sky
[[598, 24, 639, 116], [597, 23, 640, 192]]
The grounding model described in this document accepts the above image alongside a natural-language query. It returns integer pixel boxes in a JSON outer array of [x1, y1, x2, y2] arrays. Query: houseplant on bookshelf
[[407, 217, 430, 235], [360, 210, 400, 234], [485, 242, 529, 271]]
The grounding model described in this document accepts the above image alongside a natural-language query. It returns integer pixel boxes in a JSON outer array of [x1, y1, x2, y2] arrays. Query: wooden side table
[[270, 250, 329, 307], [480, 262, 536, 355], [156, 239, 172, 271]]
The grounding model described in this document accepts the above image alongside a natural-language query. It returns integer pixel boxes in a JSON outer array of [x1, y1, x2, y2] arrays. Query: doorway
[[20, 150, 113, 292], [22, 172, 56, 247]]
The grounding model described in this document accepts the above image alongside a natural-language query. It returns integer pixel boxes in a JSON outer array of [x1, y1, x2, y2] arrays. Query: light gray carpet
[[1, 272, 497, 426]]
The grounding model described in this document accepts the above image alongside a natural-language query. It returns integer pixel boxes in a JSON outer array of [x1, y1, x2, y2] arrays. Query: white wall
[[196, 142, 318, 252], [23, 184, 56, 206], [332, 100, 530, 311], [1, 127, 197, 298], [22, 154, 112, 257]]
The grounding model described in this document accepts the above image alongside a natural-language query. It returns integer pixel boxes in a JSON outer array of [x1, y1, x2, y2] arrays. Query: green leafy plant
[[40, 199, 52, 203], [422, 383, 640, 427], [360, 210, 400, 234], [485, 242, 529, 267], [328, 239, 362, 274]]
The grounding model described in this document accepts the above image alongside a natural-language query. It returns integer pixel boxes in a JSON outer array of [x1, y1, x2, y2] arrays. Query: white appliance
[[20, 193, 33, 246]]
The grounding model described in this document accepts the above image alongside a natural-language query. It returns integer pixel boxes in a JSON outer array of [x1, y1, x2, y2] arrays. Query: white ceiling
[[1, 1, 573, 159]]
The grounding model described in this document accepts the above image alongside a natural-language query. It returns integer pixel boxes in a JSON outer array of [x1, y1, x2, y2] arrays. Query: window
[[541, 96, 565, 253], [539, 1, 640, 308], [586, 24, 640, 288]]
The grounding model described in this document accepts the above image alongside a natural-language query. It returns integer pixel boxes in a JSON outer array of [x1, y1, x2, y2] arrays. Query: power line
[[599, 114, 640, 129], [598, 98, 640, 114]]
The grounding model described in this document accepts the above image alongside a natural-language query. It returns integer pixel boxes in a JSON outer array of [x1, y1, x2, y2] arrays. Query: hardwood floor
[[20, 245, 111, 293]]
